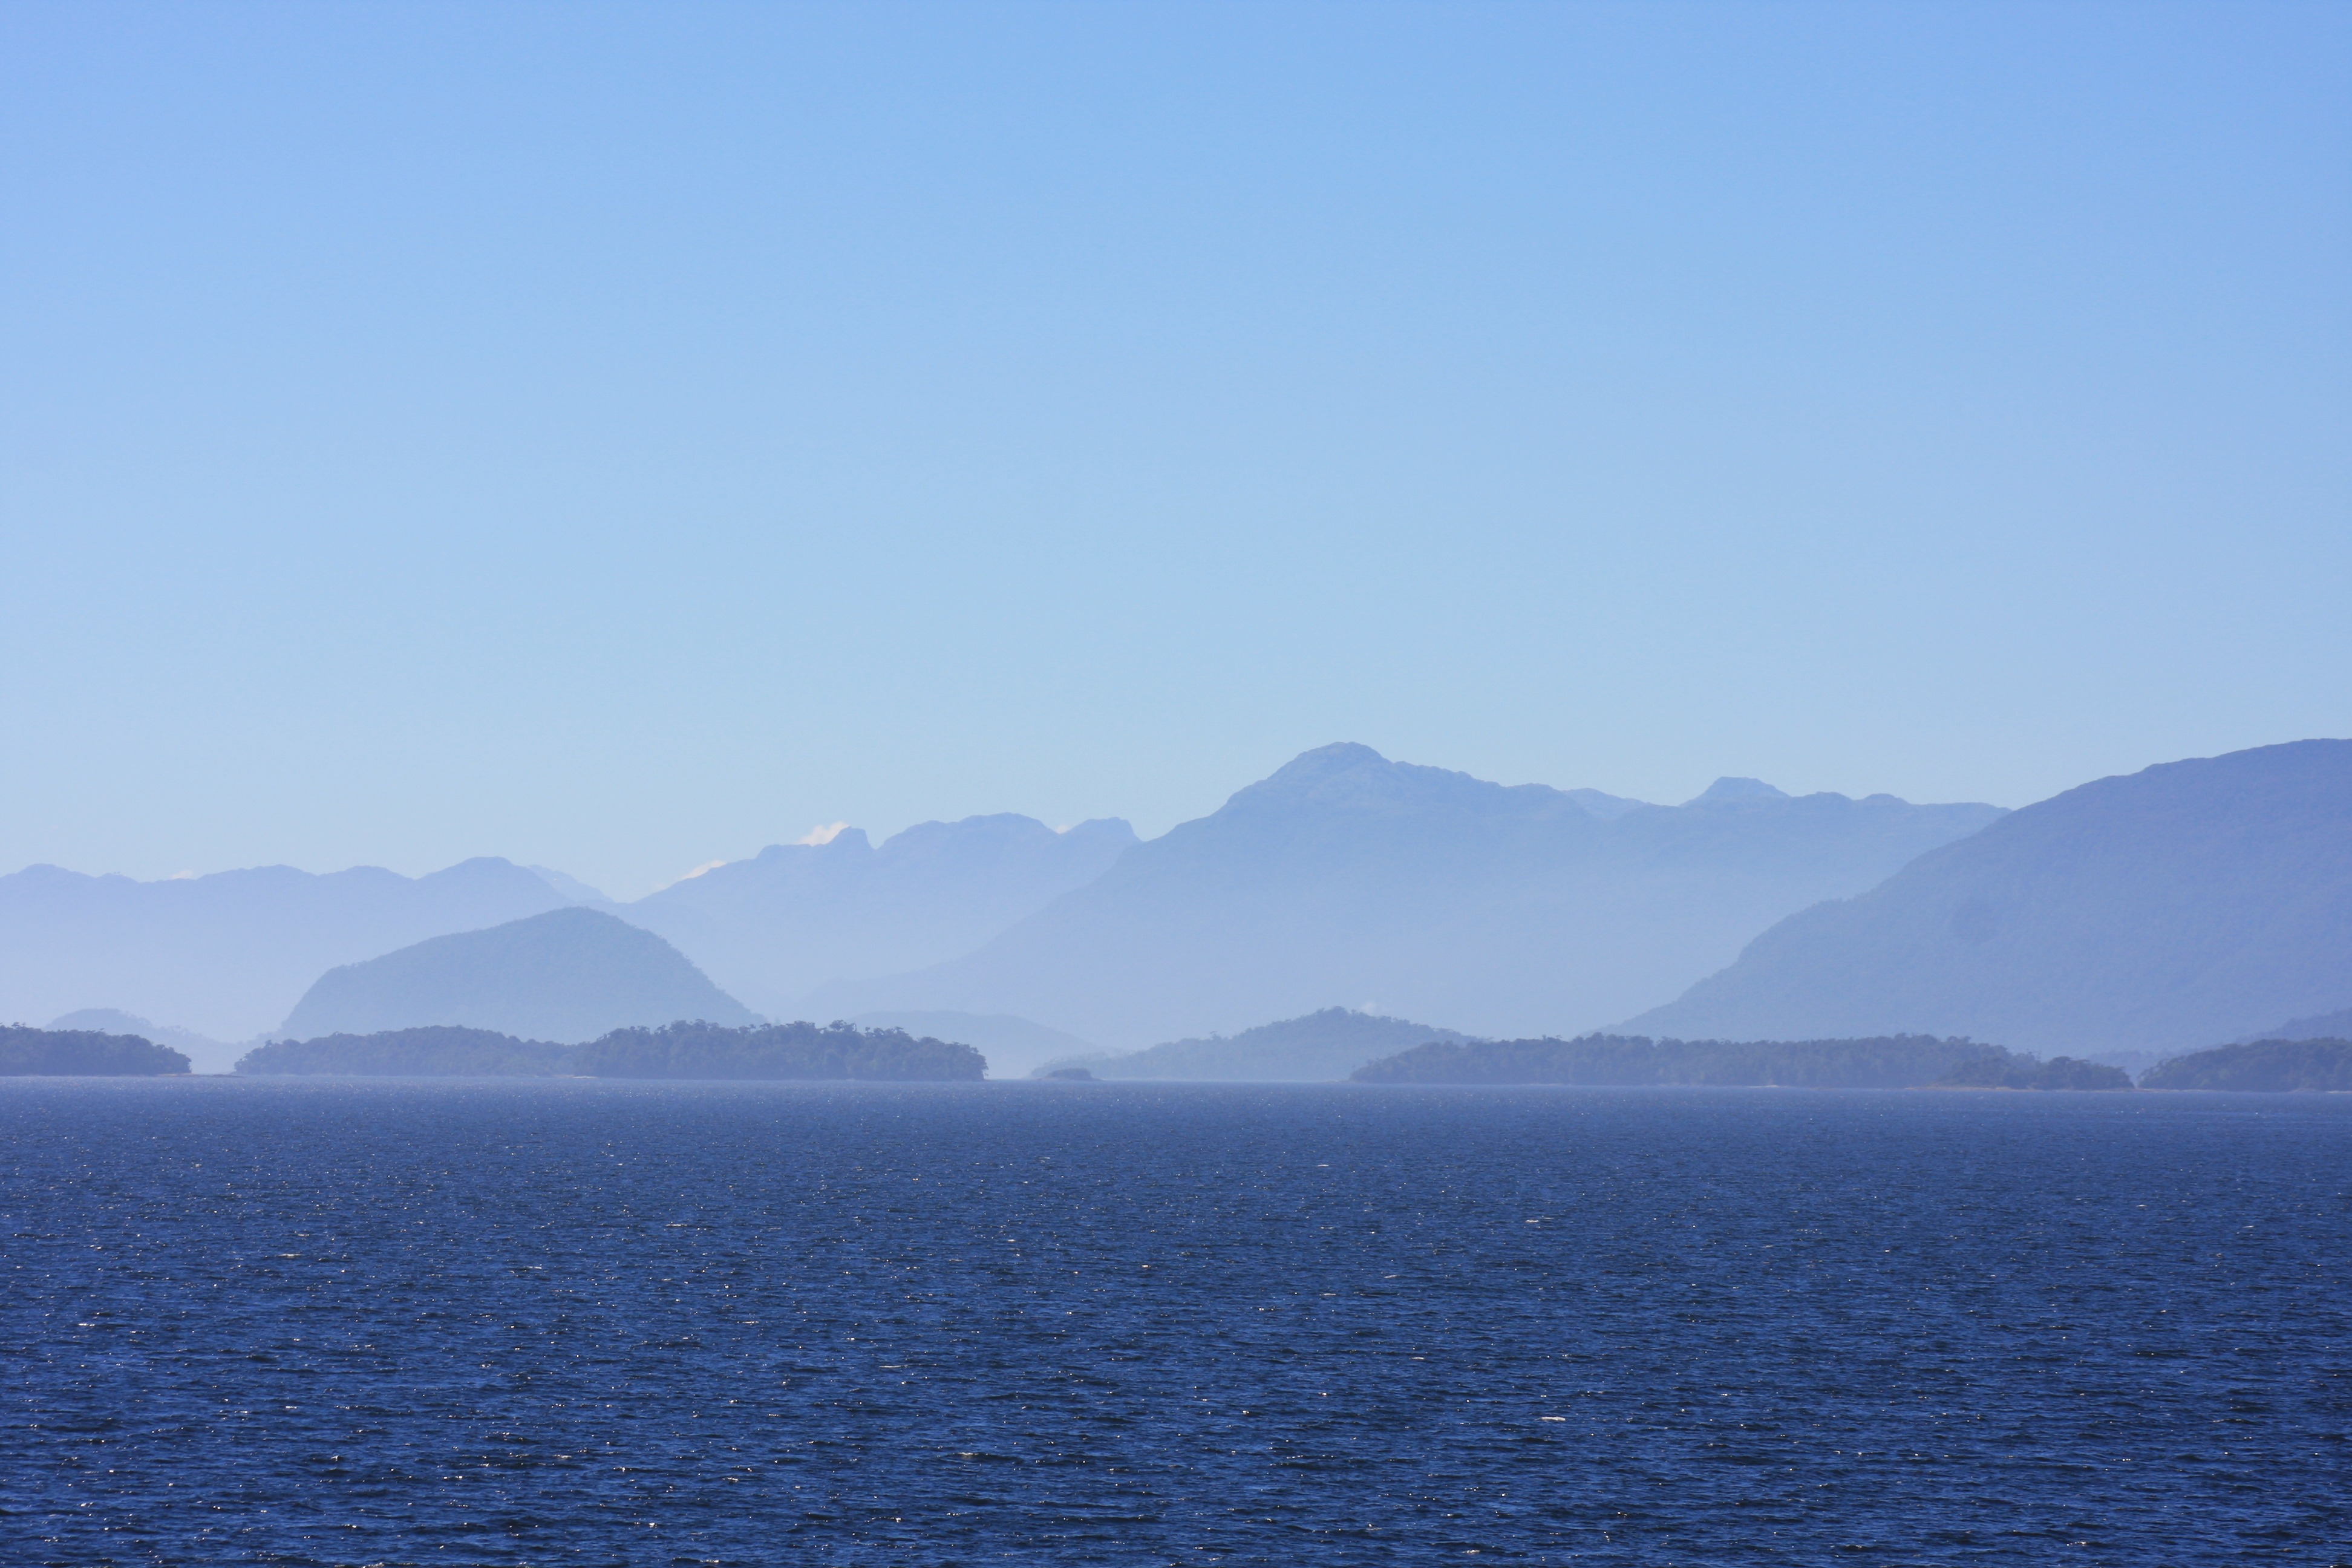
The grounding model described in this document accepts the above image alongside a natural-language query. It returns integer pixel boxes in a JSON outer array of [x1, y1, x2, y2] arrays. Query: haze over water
[[7, 1079, 2342, 1563]]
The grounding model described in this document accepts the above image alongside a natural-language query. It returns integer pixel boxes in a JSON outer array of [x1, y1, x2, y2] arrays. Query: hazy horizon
[[8, 741, 2031, 901], [5, 2, 2345, 899]]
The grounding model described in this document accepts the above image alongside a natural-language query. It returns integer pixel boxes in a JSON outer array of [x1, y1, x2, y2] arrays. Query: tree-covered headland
[[2138, 1038, 2352, 1092]]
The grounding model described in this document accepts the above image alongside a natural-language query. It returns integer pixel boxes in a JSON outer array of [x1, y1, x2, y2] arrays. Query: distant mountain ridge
[[1624, 740, 2352, 1054], [616, 815, 1137, 1016], [2244, 1005, 2352, 1044], [0, 814, 1135, 1048], [0, 857, 568, 1040], [811, 743, 2006, 1048], [279, 907, 756, 1044]]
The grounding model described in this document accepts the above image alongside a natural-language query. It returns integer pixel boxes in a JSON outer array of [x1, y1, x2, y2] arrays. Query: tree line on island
[[1347, 1033, 2351, 1091], [0, 1019, 986, 1080], [1, 1024, 192, 1077], [1347, 1033, 2132, 1088], [4, 1014, 2347, 1091], [236, 1020, 987, 1081]]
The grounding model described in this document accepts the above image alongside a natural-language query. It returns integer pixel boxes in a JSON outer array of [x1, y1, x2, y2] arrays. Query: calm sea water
[[2, 1080, 2345, 1566]]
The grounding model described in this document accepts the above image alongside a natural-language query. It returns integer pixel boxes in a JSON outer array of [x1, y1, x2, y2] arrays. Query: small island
[[2138, 1037, 2352, 1092], [237, 1019, 988, 1082], [1351, 1033, 2132, 1089], [1, 1025, 191, 1077]]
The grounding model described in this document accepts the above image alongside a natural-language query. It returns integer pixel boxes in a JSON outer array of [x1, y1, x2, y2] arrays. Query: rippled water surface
[[3, 1080, 2345, 1564]]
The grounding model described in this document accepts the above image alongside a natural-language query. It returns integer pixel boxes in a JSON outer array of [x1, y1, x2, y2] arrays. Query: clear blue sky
[[3, 2, 2345, 898]]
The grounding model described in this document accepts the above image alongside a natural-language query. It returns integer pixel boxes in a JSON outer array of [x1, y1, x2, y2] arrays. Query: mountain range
[[808, 743, 2005, 1047], [0, 857, 569, 1040], [1625, 739, 2352, 1055], [615, 816, 1136, 1017], [5, 739, 2345, 1068], [0, 816, 1131, 1048]]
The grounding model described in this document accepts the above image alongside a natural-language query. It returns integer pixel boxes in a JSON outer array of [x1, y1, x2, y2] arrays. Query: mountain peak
[[1266, 742, 1394, 781], [1687, 777, 1790, 806], [1232, 744, 1514, 818], [278, 906, 754, 1044]]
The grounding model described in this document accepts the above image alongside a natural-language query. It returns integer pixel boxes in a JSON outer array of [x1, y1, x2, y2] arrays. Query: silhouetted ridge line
[[621, 815, 1138, 1018]]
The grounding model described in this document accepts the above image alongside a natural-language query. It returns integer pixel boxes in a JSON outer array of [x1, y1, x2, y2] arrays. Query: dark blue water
[[3, 1080, 2345, 1565]]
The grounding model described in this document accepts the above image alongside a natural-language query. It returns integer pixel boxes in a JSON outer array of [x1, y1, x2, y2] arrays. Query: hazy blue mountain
[[0, 858, 568, 1041], [279, 907, 756, 1044], [810, 744, 2004, 1048], [1624, 740, 2352, 1055], [2243, 1005, 2352, 1043], [47, 1008, 238, 1075], [528, 866, 612, 905], [1566, 787, 1648, 820], [619, 815, 1137, 1016], [1686, 777, 1788, 804], [849, 1011, 1097, 1080], [1043, 1007, 1471, 1082]]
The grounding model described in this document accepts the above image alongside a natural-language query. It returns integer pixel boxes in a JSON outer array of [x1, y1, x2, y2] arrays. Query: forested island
[[237, 1026, 572, 1076], [2138, 1037, 2352, 1092], [1, 1025, 191, 1076], [237, 1019, 987, 1081], [573, 1020, 985, 1080], [1932, 1053, 2134, 1090], [1350, 1033, 2131, 1089]]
